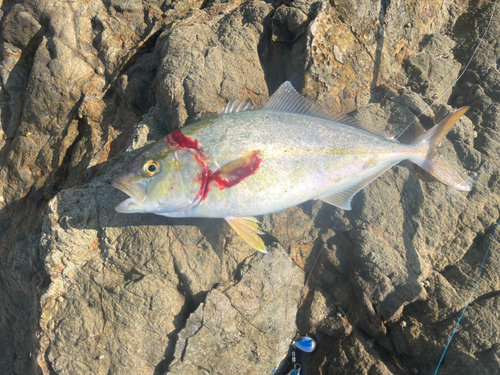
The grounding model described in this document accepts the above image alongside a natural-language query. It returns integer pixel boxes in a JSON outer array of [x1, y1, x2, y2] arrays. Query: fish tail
[[410, 106, 471, 192]]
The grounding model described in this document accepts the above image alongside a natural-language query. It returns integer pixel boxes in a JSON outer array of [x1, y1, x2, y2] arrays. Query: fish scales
[[112, 81, 470, 251], [179, 109, 424, 217]]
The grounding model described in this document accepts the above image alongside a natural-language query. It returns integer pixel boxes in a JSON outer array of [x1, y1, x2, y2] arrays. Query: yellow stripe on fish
[[112, 82, 470, 251]]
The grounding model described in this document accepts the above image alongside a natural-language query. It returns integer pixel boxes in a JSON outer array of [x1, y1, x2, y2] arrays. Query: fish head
[[112, 138, 207, 215]]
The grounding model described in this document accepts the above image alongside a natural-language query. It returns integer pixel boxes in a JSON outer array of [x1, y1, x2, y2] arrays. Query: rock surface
[[168, 246, 304, 374], [0, 1, 499, 375]]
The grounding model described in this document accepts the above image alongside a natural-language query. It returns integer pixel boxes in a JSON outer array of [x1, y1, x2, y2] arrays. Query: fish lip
[[114, 197, 139, 213], [111, 177, 147, 212]]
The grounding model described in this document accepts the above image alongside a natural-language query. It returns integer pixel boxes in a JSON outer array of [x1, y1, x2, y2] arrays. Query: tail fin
[[411, 107, 471, 192]]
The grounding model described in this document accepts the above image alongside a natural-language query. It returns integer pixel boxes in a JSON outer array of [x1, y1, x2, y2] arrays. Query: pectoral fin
[[225, 216, 266, 253]]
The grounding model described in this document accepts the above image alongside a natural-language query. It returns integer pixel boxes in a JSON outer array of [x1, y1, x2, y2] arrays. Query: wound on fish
[[203, 150, 262, 200], [167, 129, 201, 152], [212, 150, 262, 189], [166, 130, 262, 200], [166, 131, 211, 207], [166, 130, 210, 167]]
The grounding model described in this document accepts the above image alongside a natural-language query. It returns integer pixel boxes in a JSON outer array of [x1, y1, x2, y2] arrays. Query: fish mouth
[[112, 178, 148, 213]]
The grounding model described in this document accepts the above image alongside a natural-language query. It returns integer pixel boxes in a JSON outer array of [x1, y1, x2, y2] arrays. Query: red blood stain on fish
[[166, 130, 209, 208], [203, 150, 262, 200], [166, 130, 208, 162], [211, 150, 262, 189], [167, 130, 198, 150], [166, 130, 262, 203]]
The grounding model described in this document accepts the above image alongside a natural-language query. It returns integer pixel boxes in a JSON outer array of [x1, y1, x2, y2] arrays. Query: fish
[[112, 81, 471, 252]]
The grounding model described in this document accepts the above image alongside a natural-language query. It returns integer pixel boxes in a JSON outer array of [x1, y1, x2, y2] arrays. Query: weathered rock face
[[168, 247, 304, 374], [0, 1, 499, 375]]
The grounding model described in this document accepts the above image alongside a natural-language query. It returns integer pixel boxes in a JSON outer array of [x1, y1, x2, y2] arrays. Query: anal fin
[[320, 191, 355, 210], [225, 216, 266, 253], [319, 163, 396, 210]]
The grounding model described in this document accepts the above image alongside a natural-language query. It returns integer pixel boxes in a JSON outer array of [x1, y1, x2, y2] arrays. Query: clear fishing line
[[395, 0, 498, 141], [299, 1, 499, 373], [427, 1, 498, 372], [433, 220, 500, 374]]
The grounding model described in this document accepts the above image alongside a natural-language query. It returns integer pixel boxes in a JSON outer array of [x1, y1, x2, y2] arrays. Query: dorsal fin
[[265, 81, 393, 140], [221, 98, 254, 114]]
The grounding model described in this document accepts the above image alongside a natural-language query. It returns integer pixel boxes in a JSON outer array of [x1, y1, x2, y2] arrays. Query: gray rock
[[1, 4, 44, 53], [271, 2, 316, 43], [1, 0, 500, 375], [154, 2, 273, 129], [168, 246, 304, 374], [405, 34, 461, 104]]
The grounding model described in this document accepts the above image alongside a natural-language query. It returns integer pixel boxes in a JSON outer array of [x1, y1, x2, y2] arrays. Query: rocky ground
[[1, 0, 499, 374]]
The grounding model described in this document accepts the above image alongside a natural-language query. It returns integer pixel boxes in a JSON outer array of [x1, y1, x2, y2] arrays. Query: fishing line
[[272, 214, 341, 374], [395, 0, 498, 140], [433, 220, 500, 374], [271, 237, 312, 375], [303, 216, 341, 288], [370, 2, 498, 372], [429, 1, 499, 372]]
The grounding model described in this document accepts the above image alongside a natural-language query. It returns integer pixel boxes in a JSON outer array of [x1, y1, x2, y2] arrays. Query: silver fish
[[112, 82, 470, 251]]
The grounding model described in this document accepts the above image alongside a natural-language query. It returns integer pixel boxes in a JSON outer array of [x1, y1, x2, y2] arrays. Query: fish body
[[166, 110, 422, 217], [112, 82, 470, 251]]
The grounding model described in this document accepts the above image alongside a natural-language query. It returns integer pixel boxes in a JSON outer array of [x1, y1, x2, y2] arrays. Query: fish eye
[[144, 160, 160, 176]]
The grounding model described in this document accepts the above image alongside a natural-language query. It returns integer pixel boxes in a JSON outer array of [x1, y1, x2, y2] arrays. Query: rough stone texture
[[1, 0, 500, 375], [154, 1, 273, 129], [299, 0, 467, 114], [168, 246, 304, 374]]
